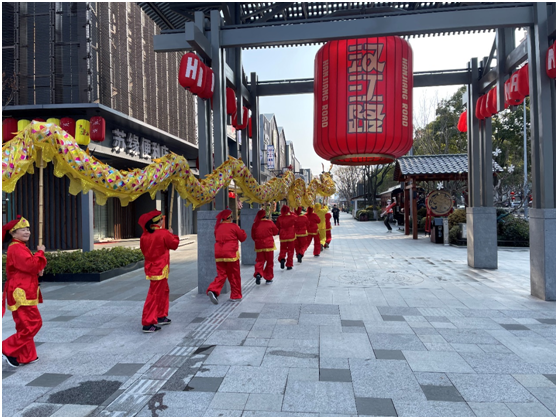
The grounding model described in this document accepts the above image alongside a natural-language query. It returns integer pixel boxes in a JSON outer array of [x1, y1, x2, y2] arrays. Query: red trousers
[[326, 230, 332, 245], [142, 278, 169, 326], [255, 251, 274, 280], [295, 236, 307, 256], [309, 233, 321, 255], [207, 261, 242, 299], [278, 241, 295, 267], [2, 305, 42, 364]]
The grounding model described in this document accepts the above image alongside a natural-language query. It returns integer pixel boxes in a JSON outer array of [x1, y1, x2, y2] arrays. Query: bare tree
[[332, 166, 361, 204]]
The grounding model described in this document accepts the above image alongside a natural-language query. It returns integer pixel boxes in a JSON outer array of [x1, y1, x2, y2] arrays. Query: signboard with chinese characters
[[267, 144, 275, 170], [111, 129, 169, 161]]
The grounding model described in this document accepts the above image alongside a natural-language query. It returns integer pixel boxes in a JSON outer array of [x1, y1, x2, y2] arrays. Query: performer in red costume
[[2, 215, 47, 367], [275, 205, 296, 270], [306, 206, 322, 257], [207, 209, 247, 303], [252, 209, 278, 284], [294, 207, 308, 263], [139, 210, 180, 333], [325, 212, 332, 248]]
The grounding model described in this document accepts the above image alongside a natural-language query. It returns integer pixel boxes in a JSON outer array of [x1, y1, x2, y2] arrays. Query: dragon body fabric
[[2, 122, 335, 208]]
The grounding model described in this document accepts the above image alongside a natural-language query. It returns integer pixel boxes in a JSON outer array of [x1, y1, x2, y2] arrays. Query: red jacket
[[215, 222, 247, 261], [4, 239, 47, 313], [294, 214, 308, 237], [251, 219, 278, 252], [276, 211, 296, 242], [306, 208, 321, 234], [325, 213, 332, 230], [140, 226, 180, 280]]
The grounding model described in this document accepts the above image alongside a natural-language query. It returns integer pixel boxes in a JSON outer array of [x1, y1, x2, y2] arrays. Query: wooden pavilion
[[393, 154, 502, 239]]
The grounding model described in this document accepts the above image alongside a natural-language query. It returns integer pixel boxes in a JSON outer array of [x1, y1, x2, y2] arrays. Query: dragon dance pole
[[38, 149, 44, 247], [168, 184, 175, 230]]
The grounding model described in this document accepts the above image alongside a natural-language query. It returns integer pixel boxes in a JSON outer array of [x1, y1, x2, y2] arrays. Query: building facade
[[2, 2, 198, 250]]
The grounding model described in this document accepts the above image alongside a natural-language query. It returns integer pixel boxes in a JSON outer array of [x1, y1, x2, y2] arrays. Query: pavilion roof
[[394, 154, 503, 182]]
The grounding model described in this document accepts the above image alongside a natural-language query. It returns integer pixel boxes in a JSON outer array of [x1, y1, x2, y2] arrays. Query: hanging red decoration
[[2, 118, 18, 142], [33, 118, 46, 122], [313, 37, 413, 165], [486, 88, 498, 115], [233, 106, 249, 130], [457, 111, 467, 132], [226, 87, 237, 115], [516, 64, 529, 98], [190, 62, 207, 96], [475, 95, 486, 120], [248, 117, 253, 138], [179, 53, 202, 91], [90, 116, 106, 142], [60, 117, 76, 137], [228, 191, 236, 198], [547, 41, 556, 79], [506, 66, 528, 106], [199, 67, 214, 100]]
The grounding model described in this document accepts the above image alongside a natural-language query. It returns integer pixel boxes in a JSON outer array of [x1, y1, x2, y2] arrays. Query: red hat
[[215, 209, 232, 234], [138, 210, 162, 231], [2, 215, 30, 241], [280, 205, 291, 216]]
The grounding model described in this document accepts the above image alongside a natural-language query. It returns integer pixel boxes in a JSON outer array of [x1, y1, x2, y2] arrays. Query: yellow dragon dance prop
[[2, 122, 335, 208]]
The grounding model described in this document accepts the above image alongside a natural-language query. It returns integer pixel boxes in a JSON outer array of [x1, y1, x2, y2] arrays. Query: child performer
[[139, 210, 179, 333], [2, 215, 47, 367], [252, 209, 278, 284], [275, 205, 296, 270], [207, 209, 247, 303]]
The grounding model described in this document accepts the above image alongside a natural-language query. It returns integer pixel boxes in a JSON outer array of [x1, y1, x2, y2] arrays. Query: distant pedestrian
[[207, 209, 247, 304], [331, 204, 340, 225], [139, 210, 179, 333], [2, 215, 47, 367], [252, 209, 279, 284], [306, 206, 322, 257], [294, 207, 308, 263], [276, 205, 296, 270], [381, 199, 397, 233], [325, 212, 332, 248]]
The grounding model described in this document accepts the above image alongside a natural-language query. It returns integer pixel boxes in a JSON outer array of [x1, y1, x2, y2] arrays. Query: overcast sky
[[242, 31, 503, 175]]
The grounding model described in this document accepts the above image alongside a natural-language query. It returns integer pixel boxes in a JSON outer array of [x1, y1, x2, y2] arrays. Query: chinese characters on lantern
[[111, 128, 169, 160], [347, 43, 386, 134]]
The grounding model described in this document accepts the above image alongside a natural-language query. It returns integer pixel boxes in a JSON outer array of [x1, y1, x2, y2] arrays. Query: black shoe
[[208, 291, 219, 305], [287, 267, 293, 270], [157, 317, 171, 325], [325, 244, 329, 248], [280, 259, 285, 269], [3, 353, 19, 367], [255, 274, 261, 285], [266, 279, 273, 284], [314, 254, 320, 257], [297, 254, 302, 263], [142, 325, 161, 333], [321, 245, 324, 251]]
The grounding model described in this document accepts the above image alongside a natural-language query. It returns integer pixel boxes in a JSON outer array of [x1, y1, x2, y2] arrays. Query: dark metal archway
[[141, 2, 556, 300]]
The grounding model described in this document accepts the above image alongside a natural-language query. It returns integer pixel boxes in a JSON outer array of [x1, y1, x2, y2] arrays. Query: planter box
[[41, 261, 145, 283]]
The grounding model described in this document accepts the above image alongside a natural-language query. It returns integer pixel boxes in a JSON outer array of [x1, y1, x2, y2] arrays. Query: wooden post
[[38, 149, 44, 247], [404, 179, 410, 236], [168, 184, 175, 230], [412, 179, 418, 240]]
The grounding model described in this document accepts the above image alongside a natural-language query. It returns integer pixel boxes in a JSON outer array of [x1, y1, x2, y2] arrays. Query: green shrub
[[44, 247, 144, 275], [499, 217, 529, 242], [449, 225, 461, 244], [366, 210, 376, 219], [419, 217, 426, 230], [448, 209, 466, 230], [417, 207, 427, 218]]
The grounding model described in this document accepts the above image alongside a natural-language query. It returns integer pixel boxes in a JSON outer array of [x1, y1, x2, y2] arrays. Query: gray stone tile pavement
[[2, 212, 555, 416]]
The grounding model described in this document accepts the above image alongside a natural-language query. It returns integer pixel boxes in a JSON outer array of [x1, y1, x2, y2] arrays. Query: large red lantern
[[547, 41, 556, 79], [313, 37, 413, 165], [233, 106, 249, 130], [199, 67, 214, 100], [60, 117, 76, 137], [190, 62, 207, 96], [226, 87, 237, 115], [516, 64, 529, 98], [179, 53, 202, 91], [475, 95, 486, 120], [457, 111, 467, 133], [90, 116, 106, 142], [2, 118, 18, 142], [486, 88, 498, 115]]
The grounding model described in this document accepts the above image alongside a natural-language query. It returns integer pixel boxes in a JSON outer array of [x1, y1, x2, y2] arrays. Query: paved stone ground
[[2, 212, 555, 417]]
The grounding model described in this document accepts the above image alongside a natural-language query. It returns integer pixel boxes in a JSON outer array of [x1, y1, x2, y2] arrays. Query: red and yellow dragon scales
[[2, 122, 335, 208]]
